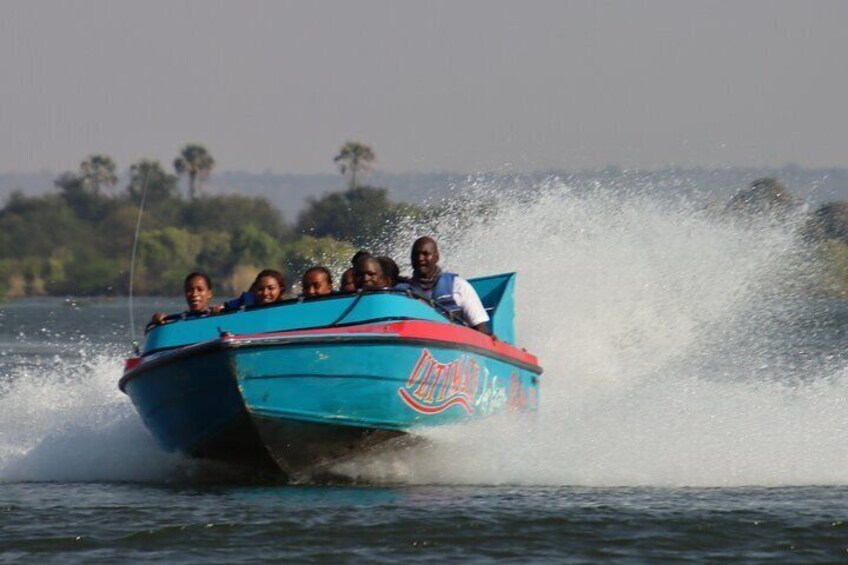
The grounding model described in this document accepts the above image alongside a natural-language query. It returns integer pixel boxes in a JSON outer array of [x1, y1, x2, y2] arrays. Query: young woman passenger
[[301, 266, 333, 297], [253, 269, 287, 304], [149, 272, 215, 326], [223, 269, 287, 310]]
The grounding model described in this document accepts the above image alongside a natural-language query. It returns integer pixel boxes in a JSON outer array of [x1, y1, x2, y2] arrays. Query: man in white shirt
[[403, 236, 491, 334]]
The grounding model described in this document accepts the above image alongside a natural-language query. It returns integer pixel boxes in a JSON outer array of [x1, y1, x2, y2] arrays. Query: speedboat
[[119, 273, 542, 478]]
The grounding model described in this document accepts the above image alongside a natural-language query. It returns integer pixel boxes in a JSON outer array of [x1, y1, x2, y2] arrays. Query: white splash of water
[[340, 178, 848, 487], [0, 351, 182, 482], [4, 177, 847, 487]]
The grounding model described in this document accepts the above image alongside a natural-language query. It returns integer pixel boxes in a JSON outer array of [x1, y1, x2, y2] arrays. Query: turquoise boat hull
[[120, 274, 542, 477]]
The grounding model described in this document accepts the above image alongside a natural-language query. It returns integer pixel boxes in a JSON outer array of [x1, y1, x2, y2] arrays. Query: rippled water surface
[[4, 483, 848, 563]]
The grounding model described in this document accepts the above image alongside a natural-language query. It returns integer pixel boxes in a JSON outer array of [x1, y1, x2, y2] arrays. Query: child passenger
[[149, 271, 215, 326], [376, 256, 401, 287], [339, 268, 356, 292], [301, 267, 333, 297]]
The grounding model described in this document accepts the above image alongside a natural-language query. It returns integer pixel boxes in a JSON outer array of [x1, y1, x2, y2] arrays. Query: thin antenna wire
[[128, 170, 151, 353]]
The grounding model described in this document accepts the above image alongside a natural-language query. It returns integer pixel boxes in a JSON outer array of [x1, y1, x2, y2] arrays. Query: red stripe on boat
[[224, 320, 540, 369]]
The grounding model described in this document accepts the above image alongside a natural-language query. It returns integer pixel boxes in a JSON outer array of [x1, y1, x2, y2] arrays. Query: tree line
[[0, 141, 422, 297], [4, 147, 848, 298], [723, 176, 848, 296]]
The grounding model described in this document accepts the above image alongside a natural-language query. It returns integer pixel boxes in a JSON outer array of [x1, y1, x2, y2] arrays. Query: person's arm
[[222, 291, 252, 311], [472, 321, 493, 335], [453, 278, 492, 335], [145, 311, 184, 333]]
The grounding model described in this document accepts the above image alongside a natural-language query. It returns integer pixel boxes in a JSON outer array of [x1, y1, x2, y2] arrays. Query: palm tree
[[174, 144, 215, 199], [334, 141, 375, 190], [79, 154, 118, 197]]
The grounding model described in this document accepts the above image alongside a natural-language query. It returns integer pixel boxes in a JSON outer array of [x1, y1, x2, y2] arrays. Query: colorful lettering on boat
[[474, 368, 507, 414], [398, 349, 480, 414]]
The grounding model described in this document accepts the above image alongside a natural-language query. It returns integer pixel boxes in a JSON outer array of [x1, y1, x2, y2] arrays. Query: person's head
[[184, 272, 213, 312], [252, 269, 286, 304], [411, 236, 440, 278], [354, 255, 386, 289], [340, 268, 356, 292], [302, 266, 333, 297], [376, 256, 400, 287], [351, 250, 371, 266]]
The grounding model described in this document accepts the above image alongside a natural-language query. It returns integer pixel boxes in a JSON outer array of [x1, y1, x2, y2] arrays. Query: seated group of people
[[152, 237, 491, 334]]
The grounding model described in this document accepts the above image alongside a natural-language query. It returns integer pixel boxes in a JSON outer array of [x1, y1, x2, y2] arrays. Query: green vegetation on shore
[[0, 142, 419, 298], [3, 145, 848, 299]]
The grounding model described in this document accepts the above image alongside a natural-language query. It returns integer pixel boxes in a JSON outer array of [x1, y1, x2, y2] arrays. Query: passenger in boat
[[339, 268, 356, 292], [354, 254, 389, 289], [253, 269, 287, 304], [149, 271, 215, 326], [351, 249, 371, 266], [223, 269, 287, 309], [339, 250, 370, 292], [301, 266, 333, 297], [400, 236, 491, 335], [377, 256, 402, 287]]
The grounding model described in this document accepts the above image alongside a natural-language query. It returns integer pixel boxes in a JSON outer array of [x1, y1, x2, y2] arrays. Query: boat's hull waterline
[[120, 275, 542, 478]]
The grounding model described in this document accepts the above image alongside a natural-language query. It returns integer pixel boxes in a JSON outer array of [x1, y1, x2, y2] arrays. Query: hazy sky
[[1, 1, 846, 174]]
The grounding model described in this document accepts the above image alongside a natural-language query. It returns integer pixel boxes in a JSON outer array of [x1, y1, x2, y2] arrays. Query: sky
[[1, 0, 846, 175]]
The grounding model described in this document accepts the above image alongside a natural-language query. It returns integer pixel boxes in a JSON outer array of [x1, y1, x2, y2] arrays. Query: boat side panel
[[234, 341, 540, 432]]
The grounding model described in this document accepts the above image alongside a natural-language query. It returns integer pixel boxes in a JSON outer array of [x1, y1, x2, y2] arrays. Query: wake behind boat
[[119, 273, 542, 479]]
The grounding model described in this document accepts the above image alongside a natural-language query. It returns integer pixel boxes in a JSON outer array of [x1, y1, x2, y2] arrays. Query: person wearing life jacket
[[398, 236, 491, 335]]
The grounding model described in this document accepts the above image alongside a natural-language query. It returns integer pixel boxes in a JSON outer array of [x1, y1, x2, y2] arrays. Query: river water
[[3, 183, 848, 562]]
